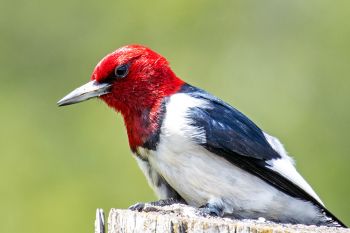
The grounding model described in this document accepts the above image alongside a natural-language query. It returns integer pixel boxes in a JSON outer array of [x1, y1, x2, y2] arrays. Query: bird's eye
[[114, 64, 129, 78]]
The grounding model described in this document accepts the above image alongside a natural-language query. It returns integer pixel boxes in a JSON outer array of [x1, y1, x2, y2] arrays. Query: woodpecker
[[58, 45, 346, 227]]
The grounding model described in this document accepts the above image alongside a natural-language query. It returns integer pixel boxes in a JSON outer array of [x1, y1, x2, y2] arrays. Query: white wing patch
[[263, 132, 324, 205]]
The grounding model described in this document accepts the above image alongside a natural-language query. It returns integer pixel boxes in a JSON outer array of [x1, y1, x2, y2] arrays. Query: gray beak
[[57, 80, 111, 106]]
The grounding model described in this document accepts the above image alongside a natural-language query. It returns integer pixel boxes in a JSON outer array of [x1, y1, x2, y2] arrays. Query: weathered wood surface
[[103, 204, 349, 233]]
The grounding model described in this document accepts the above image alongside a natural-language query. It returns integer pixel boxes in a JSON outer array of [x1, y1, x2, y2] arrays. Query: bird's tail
[[320, 207, 347, 228]]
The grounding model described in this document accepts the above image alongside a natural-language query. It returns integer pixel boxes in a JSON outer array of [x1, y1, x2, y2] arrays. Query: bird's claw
[[150, 198, 184, 207], [198, 203, 224, 217], [128, 202, 145, 212], [129, 198, 184, 212]]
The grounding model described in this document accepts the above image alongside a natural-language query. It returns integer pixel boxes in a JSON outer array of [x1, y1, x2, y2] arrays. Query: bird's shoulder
[[168, 83, 281, 161]]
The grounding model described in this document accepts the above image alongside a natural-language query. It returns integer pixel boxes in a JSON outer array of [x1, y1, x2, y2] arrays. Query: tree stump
[[95, 204, 349, 233]]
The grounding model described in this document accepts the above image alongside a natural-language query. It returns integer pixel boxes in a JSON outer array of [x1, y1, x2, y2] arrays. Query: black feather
[[142, 98, 168, 150]]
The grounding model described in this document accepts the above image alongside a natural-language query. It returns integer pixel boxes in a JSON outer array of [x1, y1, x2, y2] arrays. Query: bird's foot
[[198, 203, 224, 217], [128, 202, 146, 211], [129, 198, 184, 212]]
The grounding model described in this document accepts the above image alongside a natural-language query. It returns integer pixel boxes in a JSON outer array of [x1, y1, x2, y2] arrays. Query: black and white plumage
[[58, 45, 346, 227], [134, 84, 345, 227]]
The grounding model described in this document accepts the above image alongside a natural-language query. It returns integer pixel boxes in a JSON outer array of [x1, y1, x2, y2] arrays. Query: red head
[[58, 45, 185, 150], [91, 45, 184, 113]]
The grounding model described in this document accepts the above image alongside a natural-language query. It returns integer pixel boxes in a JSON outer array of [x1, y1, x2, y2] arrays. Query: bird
[[57, 45, 346, 227]]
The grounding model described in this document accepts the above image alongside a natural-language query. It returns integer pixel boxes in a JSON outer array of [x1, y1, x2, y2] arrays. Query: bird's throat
[[121, 99, 166, 152]]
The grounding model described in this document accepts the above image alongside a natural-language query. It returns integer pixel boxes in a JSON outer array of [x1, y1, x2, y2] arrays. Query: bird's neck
[[102, 71, 185, 151], [121, 98, 166, 152], [121, 80, 185, 152]]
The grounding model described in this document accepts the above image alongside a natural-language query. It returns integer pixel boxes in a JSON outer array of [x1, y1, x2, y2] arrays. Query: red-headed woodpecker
[[58, 45, 346, 227]]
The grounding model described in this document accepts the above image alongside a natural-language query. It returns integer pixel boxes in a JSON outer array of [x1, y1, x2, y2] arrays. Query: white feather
[[160, 93, 207, 145], [134, 153, 170, 199], [263, 133, 324, 205]]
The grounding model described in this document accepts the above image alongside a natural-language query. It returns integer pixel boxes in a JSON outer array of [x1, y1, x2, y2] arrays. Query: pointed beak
[[57, 80, 111, 106]]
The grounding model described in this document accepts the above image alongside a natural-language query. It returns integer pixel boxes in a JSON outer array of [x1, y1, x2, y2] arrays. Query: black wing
[[180, 84, 346, 227]]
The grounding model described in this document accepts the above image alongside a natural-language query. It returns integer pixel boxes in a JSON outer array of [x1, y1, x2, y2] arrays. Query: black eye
[[114, 64, 129, 78]]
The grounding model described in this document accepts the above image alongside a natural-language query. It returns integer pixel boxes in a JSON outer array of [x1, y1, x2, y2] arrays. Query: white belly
[[147, 141, 319, 224]]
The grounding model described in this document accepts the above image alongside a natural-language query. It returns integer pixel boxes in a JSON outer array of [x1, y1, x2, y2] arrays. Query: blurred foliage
[[0, 0, 349, 232]]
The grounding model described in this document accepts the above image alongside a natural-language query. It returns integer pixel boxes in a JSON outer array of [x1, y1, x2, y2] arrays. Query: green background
[[1, 0, 349, 232]]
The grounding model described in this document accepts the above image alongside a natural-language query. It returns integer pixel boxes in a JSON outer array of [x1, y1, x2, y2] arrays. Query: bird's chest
[[141, 133, 228, 206], [139, 134, 279, 210]]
